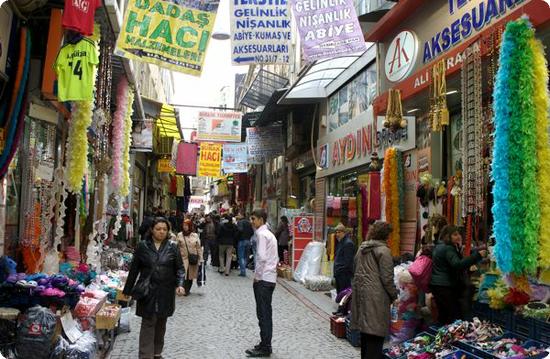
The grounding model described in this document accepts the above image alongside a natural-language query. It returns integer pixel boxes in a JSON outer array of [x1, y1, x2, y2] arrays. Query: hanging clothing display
[[62, 0, 102, 36]]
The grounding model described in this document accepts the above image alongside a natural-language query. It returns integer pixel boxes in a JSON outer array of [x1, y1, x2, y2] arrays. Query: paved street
[[109, 266, 359, 359]]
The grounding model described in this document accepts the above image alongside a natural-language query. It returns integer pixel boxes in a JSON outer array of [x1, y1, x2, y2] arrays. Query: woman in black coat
[[123, 217, 185, 359]]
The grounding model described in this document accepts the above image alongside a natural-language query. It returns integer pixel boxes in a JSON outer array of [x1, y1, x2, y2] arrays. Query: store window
[[328, 64, 377, 132]]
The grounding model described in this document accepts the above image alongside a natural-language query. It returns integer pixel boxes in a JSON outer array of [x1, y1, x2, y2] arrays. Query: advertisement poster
[[246, 126, 283, 164], [292, 215, 314, 269], [198, 142, 222, 177], [319, 143, 329, 169], [197, 111, 242, 142], [328, 95, 339, 132], [115, 0, 218, 76], [222, 143, 248, 173], [230, 0, 291, 65], [131, 119, 153, 152], [291, 0, 366, 61], [176, 142, 198, 176], [157, 159, 173, 173]]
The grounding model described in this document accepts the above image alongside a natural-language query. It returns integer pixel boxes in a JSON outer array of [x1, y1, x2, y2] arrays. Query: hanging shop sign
[[318, 108, 415, 177], [222, 143, 248, 174], [157, 158, 173, 173], [292, 215, 314, 269], [230, 0, 291, 65], [385, 30, 419, 83], [246, 126, 283, 164], [115, 0, 218, 76], [198, 142, 222, 177], [197, 111, 242, 142], [291, 0, 366, 61], [131, 119, 154, 152], [176, 142, 198, 175]]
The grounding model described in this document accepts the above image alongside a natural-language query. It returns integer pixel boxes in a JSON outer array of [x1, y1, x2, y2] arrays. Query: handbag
[[184, 236, 199, 265], [408, 255, 433, 292], [132, 274, 152, 300]]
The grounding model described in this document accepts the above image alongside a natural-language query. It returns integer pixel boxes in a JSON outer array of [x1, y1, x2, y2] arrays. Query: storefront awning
[[240, 69, 289, 109], [141, 97, 182, 140], [278, 46, 376, 105]]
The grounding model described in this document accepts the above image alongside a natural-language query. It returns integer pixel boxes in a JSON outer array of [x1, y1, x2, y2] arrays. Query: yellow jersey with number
[[54, 38, 98, 102]]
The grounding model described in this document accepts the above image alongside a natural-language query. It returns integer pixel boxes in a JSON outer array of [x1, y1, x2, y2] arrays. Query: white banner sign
[[230, 0, 292, 65], [197, 111, 242, 142], [246, 126, 283, 164], [222, 143, 248, 173]]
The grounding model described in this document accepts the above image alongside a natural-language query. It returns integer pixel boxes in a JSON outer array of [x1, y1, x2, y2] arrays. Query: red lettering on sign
[[388, 35, 410, 75]]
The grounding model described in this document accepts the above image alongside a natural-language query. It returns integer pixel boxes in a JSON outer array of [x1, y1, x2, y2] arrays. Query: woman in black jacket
[[123, 217, 185, 359]]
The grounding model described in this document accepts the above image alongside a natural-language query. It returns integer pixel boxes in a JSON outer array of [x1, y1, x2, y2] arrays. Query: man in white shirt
[[246, 209, 278, 358]]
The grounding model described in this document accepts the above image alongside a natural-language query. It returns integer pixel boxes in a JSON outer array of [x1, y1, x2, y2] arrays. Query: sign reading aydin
[[385, 30, 418, 82]]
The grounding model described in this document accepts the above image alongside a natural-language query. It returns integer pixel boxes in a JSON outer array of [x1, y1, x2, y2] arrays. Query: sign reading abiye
[[231, 0, 291, 65], [291, 0, 366, 62], [115, 0, 218, 76]]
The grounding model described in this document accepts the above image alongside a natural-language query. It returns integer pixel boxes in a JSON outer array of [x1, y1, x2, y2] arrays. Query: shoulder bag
[[184, 236, 199, 265]]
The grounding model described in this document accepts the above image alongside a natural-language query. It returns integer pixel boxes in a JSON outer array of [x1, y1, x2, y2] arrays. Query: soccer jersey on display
[[54, 38, 99, 102], [62, 0, 102, 36]]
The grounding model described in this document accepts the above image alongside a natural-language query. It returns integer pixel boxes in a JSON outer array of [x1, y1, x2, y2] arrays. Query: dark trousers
[[139, 315, 167, 359], [278, 245, 288, 263], [253, 280, 276, 350], [431, 285, 460, 325], [184, 279, 193, 294], [360, 333, 384, 359], [334, 273, 352, 294]]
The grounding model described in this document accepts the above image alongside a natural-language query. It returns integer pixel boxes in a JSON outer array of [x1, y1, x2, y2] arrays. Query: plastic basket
[[426, 325, 441, 335], [522, 340, 549, 359], [330, 316, 346, 338], [490, 309, 514, 331], [95, 304, 121, 330], [383, 332, 434, 359], [472, 301, 492, 322], [345, 318, 361, 347], [443, 349, 483, 359], [455, 332, 532, 359], [532, 319, 550, 345], [512, 315, 532, 338]]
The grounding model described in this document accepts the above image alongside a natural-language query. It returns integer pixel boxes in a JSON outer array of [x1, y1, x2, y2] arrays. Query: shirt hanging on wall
[[54, 38, 99, 102], [62, 0, 102, 36]]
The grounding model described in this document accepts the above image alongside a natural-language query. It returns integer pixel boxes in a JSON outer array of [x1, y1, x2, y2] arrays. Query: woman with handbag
[[177, 219, 203, 296], [123, 217, 185, 359]]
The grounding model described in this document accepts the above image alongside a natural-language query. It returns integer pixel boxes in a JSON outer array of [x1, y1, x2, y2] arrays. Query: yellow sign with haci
[[115, 0, 218, 76], [198, 142, 222, 177]]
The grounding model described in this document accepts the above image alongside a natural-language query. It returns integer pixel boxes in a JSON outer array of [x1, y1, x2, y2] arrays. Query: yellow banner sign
[[115, 0, 218, 76], [157, 158, 173, 173], [198, 142, 222, 177]]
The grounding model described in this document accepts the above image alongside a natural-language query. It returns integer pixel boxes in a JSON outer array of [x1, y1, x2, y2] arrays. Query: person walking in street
[[351, 222, 398, 359], [333, 223, 356, 294], [123, 217, 185, 359], [274, 216, 290, 264], [138, 210, 154, 241], [177, 219, 203, 296], [199, 214, 217, 266], [236, 212, 254, 277], [430, 225, 487, 325], [246, 209, 278, 358], [217, 214, 238, 276]]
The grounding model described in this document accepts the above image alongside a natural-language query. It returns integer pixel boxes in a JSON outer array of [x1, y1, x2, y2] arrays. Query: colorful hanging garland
[[120, 88, 134, 197], [491, 19, 540, 277], [383, 147, 401, 257], [530, 37, 550, 269], [65, 101, 93, 193], [112, 78, 130, 191]]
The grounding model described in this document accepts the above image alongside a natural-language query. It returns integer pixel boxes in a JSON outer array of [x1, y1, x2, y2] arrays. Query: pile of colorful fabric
[[391, 263, 420, 344]]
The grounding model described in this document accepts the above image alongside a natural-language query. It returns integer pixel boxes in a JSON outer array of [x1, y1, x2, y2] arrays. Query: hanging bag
[[407, 255, 433, 292], [184, 236, 199, 265]]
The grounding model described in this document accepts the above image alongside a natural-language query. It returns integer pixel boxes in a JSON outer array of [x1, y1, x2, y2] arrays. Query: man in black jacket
[[217, 214, 238, 276], [333, 223, 356, 294], [236, 212, 254, 277]]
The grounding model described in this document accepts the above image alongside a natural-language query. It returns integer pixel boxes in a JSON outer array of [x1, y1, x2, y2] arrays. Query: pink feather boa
[[112, 78, 129, 190]]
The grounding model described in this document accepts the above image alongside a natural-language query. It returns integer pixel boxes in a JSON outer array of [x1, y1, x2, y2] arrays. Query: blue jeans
[[238, 240, 251, 275]]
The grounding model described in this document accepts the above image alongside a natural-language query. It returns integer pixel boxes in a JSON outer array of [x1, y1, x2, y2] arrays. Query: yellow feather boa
[[66, 101, 93, 193], [120, 89, 134, 197], [531, 38, 550, 269], [383, 147, 400, 256]]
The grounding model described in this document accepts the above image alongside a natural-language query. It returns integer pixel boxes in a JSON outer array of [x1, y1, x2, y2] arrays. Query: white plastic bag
[[304, 275, 333, 291], [293, 241, 324, 283]]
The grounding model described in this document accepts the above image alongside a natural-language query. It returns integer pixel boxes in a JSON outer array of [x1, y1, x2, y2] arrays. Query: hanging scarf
[[383, 148, 401, 256]]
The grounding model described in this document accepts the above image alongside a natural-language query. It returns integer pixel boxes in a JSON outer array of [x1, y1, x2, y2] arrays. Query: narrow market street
[[109, 266, 359, 359]]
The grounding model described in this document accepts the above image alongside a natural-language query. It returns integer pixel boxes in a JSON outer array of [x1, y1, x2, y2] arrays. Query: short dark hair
[[281, 216, 289, 224], [251, 209, 267, 223], [439, 225, 461, 245], [367, 222, 392, 242], [152, 217, 171, 232]]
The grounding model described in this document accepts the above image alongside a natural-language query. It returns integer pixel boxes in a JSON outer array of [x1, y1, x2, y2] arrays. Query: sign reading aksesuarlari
[[115, 0, 218, 76], [231, 0, 291, 65]]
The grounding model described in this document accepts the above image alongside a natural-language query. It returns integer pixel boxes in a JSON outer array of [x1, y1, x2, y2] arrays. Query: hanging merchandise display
[[62, 0, 102, 36], [428, 59, 449, 132], [111, 78, 131, 193], [54, 37, 99, 102], [384, 89, 406, 131], [460, 42, 484, 256], [383, 147, 401, 257], [491, 19, 543, 278], [65, 101, 93, 193], [120, 89, 134, 197]]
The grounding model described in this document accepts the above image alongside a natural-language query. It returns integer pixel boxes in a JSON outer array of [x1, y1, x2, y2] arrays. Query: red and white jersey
[[62, 0, 102, 36]]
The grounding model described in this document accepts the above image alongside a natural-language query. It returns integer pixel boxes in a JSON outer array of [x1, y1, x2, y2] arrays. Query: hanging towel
[[333, 197, 342, 217], [326, 196, 334, 217]]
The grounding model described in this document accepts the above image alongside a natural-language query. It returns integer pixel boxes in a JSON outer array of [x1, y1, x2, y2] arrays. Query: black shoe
[[246, 345, 272, 354], [246, 348, 271, 357]]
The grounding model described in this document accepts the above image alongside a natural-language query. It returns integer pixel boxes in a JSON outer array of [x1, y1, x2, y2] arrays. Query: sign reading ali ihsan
[[291, 0, 366, 61], [231, 0, 291, 65], [197, 111, 242, 142], [198, 142, 222, 177], [115, 0, 218, 76], [385, 30, 418, 83]]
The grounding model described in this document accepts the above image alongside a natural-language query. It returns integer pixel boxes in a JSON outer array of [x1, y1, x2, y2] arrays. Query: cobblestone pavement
[[108, 266, 359, 359]]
